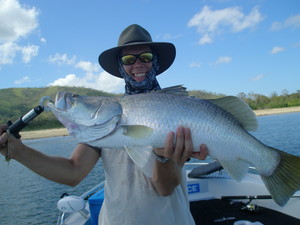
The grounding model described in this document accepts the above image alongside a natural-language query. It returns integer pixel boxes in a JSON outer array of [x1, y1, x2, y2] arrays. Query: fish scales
[[119, 93, 271, 166], [48, 86, 300, 206]]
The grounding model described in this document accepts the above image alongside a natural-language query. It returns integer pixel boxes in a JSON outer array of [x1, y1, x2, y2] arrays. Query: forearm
[[6, 135, 99, 186], [150, 127, 199, 196], [151, 160, 182, 196], [13, 144, 81, 186]]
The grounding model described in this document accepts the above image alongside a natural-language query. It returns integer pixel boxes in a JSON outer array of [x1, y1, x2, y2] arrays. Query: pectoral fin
[[122, 125, 153, 139]]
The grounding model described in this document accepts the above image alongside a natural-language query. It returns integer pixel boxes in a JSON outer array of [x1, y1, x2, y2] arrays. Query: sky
[[0, 0, 300, 96]]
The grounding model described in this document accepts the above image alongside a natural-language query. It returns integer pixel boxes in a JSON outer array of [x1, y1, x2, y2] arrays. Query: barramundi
[[47, 86, 300, 206]]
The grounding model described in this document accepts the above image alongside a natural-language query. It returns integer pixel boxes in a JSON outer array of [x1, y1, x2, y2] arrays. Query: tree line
[[189, 89, 300, 110], [237, 90, 300, 110]]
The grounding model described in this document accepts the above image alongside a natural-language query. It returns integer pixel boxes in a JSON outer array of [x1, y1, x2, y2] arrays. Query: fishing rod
[[7, 96, 52, 139], [222, 195, 300, 201]]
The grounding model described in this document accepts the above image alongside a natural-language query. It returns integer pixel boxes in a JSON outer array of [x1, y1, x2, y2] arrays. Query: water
[[0, 112, 300, 225], [251, 113, 300, 156], [0, 136, 104, 225]]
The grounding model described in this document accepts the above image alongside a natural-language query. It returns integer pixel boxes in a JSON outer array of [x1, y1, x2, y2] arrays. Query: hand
[[151, 127, 209, 195], [0, 124, 8, 146], [154, 126, 208, 166], [0, 124, 9, 159], [0, 124, 24, 161]]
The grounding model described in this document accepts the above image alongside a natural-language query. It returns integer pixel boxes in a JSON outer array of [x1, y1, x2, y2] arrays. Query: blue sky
[[0, 0, 299, 96]]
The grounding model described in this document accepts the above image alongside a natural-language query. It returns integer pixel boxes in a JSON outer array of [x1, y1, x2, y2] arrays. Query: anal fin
[[220, 159, 250, 181]]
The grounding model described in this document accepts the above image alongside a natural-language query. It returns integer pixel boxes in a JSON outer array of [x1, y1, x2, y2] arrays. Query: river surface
[[0, 112, 299, 225]]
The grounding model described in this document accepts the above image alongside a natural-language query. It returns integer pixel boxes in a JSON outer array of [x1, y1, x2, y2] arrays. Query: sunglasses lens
[[121, 52, 153, 65], [121, 55, 136, 65], [139, 53, 153, 63]]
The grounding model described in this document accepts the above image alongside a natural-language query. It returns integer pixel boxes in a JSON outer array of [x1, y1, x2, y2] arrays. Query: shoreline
[[20, 106, 300, 140], [20, 128, 69, 140], [253, 106, 300, 116]]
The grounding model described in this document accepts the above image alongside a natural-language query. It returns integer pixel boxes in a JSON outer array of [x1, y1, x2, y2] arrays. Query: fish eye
[[72, 94, 79, 98]]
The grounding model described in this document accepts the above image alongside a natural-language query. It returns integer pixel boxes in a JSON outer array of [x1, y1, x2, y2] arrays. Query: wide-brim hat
[[98, 24, 176, 78]]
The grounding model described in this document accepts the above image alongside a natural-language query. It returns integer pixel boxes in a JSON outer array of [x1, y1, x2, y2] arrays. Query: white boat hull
[[58, 165, 300, 225]]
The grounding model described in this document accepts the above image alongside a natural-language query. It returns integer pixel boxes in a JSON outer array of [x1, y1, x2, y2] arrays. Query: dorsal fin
[[208, 96, 258, 131], [153, 85, 188, 96]]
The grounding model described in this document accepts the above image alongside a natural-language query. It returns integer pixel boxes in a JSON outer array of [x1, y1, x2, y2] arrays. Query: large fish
[[47, 86, 300, 206]]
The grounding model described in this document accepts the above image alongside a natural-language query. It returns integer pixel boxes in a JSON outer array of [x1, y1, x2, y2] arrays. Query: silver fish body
[[48, 86, 300, 206]]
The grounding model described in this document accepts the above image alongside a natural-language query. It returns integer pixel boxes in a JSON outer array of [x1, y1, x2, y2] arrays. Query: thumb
[[0, 132, 8, 147]]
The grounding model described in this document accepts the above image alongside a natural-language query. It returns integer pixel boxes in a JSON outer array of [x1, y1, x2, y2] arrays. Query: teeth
[[134, 73, 146, 77]]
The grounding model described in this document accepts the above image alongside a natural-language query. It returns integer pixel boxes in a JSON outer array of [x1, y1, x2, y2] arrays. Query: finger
[[0, 124, 8, 134], [173, 127, 185, 161], [0, 134, 8, 158], [184, 128, 193, 153], [200, 144, 208, 159], [192, 144, 208, 160], [166, 131, 175, 150], [154, 131, 174, 158], [180, 128, 193, 160], [0, 132, 8, 146]]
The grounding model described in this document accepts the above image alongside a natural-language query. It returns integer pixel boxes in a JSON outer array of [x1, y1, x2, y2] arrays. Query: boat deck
[[190, 199, 300, 225], [59, 163, 300, 225]]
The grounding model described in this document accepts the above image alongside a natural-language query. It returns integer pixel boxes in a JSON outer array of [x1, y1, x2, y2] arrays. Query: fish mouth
[[56, 91, 68, 110], [47, 91, 70, 111]]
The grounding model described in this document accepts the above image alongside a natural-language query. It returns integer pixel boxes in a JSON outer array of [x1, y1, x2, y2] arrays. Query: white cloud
[[40, 37, 46, 43], [270, 46, 285, 54], [14, 76, 30, 85], [271, 13, 300, 31], [0, 0, 39, 42], [214, 56, 232, 65], [49, 74, 79, 86], [189, 62, 201, 68], [48, 71, 124, 93], [199, 33, 212, 45], [75, 61, 100, 73], [48, 55, 124, 93], [0, 0, 39, 65], [156, 33, 182, 41], [251, 74, 265, 81], [270, 22, 282, 31], [21, 44, 39, 62], [187, 5, 263, 45], [48, 53, 77, 65], [0, 42, 18, 64], [0, 42, 39, 65]]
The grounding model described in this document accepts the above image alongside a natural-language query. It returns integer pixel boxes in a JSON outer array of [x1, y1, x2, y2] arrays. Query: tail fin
[[261, 149, 300, 206]]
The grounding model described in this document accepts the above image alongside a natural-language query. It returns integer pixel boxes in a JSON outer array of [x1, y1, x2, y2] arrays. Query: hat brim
[[98, 42, 176, 78]]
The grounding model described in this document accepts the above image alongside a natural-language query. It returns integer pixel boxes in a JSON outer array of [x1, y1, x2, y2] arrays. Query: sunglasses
[[121, 52, 153, 65]]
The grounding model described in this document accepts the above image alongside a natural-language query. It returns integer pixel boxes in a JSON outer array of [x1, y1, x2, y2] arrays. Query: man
[[0, 24, 207, 225]]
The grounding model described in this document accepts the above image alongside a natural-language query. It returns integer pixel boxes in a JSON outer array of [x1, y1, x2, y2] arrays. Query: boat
[[56, 162, 300, 225]]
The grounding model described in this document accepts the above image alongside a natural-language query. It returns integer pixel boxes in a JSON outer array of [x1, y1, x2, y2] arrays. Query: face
[[121, 45, 153, 82]]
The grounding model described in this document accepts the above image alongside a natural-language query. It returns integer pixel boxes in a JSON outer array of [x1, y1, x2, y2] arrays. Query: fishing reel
[[241, 203, 260, 213]]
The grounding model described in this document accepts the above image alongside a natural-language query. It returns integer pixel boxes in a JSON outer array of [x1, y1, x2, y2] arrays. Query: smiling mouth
[[133, 73, 146, 77]]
